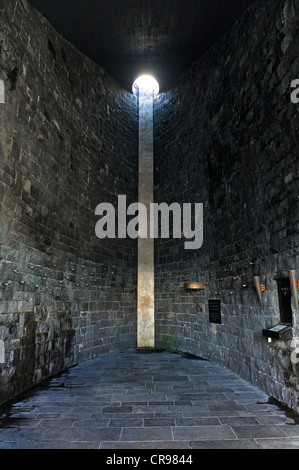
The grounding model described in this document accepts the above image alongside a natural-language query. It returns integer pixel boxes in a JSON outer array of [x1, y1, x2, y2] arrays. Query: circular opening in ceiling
[[132, 75, 159, 95]]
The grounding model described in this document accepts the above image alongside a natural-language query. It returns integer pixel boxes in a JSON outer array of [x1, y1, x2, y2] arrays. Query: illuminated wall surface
[[134, 77, 157, 348], [0, 0, 298, 415]]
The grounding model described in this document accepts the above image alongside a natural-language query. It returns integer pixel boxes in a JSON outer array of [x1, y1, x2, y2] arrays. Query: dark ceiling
[[28, 0, 255, 91]]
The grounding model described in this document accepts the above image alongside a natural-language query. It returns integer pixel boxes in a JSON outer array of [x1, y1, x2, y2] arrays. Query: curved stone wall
[[0, 0, 138, 404], [154, 0, 299, 412]]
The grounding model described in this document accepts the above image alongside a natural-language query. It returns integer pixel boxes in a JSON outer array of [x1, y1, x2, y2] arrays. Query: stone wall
[[154, 0, 299, 412], [0, 0, 298, 414], [0, 0, 138, 404]]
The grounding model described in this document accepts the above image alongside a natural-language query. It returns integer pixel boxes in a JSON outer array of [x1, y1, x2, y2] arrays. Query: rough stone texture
[[154, 0, 299, 413], [0, 0, 138, 404]]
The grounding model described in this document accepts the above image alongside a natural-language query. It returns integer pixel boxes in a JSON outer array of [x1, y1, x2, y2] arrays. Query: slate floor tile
[[91, 412, 154, 419], [102, 406, 133, 413], [72, 418, 110, 427], [182, 410, 240, 418], [60, 412, 92, 419], [30, 405, 73, 414], [109, 418, 143, 427], [120, 426, 173, 441], [100, 440, 191, 449], [255, 415, 295, 425], [12, 440, 100, 449], [231, 425, 286, 439], [277, 425, 299, 437], [208, 403, 247, 412], [190, 439, 260, 449], [37, 418, 75, 428], [144, 418, 175, 426], [37, 427, 121, 442], [133, 405, 169, 413], [174, 417, 220, 426], [0, 428, 44, 441], [218, 416, 259, 426], [168, 405, 208, 412], [244, 403, 282, 412], [0, 418, 43, 428], [256, 438, 299, 449], [0, 442, 17, 449], [154, 412, 183, 418], [173, 425, 237, 441]]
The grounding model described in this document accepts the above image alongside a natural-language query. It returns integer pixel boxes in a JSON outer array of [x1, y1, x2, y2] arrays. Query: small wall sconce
[[253, 276, 266, 306], [289, 270, 299, 311], [185, 282, 206, 290], [185, 282, 206, 310]]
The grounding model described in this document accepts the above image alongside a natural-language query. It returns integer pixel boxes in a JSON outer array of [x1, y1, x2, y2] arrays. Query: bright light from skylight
[[132, 75, 159, 95]]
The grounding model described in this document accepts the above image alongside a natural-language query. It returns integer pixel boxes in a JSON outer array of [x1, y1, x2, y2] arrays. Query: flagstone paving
[[1, 348, 299, 449]]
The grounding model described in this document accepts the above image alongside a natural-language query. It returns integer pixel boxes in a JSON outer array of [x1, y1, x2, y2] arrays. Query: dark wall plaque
[[209, 299, 221, 324], [276, 278, 292, 324]]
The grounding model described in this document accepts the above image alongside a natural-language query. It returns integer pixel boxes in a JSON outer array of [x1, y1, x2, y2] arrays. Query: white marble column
[[136, 79, 156, 347]]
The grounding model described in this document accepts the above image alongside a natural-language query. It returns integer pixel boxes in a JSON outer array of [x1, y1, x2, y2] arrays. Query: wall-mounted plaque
[[209, 299, 221, 324], [269, 324, 290, 333], [262, 323, 292, 339]]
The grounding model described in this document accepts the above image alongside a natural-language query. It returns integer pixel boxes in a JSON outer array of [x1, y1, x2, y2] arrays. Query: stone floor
[[1, 348, 299, 449]]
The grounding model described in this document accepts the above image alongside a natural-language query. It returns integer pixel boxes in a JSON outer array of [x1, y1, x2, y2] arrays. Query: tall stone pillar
[[134, 77, 157, 347]]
